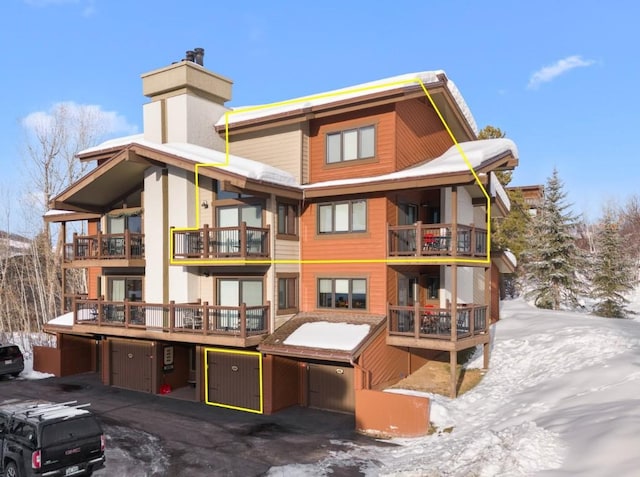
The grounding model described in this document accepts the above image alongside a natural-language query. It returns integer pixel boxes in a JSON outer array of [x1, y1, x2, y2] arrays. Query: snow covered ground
[[269, 293, 640, 476], [8, 290, 640, 476]]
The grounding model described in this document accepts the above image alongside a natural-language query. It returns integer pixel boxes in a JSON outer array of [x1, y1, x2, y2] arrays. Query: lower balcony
[[68, 298, 270, 347], [172, 224, 270, 262], [63, 232, 145, 267], [387, 303, 489, 351], [388, 222, 487, 260]]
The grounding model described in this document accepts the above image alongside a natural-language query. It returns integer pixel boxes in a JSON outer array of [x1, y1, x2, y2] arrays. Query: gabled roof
[[258, 311, 386, 363], [216, 71, 477, 138], [303, 138, 518, 197]]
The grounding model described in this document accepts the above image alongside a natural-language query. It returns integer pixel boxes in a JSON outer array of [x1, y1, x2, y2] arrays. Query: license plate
[[4, 360, 10, 365], [65, 465, 80, 475]]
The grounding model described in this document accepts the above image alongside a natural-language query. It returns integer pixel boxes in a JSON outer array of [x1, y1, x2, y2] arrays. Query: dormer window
[[326, 125, 375, 163]]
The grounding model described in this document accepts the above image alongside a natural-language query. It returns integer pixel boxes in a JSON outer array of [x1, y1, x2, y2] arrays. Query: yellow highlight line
[[171, 76, 492, 266], [204, 347, 264, 414]]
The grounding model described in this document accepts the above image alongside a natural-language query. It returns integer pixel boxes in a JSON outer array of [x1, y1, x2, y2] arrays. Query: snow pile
[[283, 322, 370, 351], [270, 298, 640, 476]]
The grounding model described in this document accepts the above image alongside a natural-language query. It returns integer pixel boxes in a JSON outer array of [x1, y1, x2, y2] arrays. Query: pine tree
[[523, 169, 584, 310], [591, 206, 636, 318]]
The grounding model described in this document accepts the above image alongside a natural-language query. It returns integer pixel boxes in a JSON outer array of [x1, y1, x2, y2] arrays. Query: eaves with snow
[[216, 71, 478, 135]]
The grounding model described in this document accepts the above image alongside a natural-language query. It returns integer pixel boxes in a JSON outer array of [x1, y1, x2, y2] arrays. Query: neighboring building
[[0, 230, 31, 258], [40, 51, 518, 436], [508, 184, 544, 216]]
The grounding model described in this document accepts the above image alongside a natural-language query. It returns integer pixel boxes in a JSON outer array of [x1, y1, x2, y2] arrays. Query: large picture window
[[318, 278, 367, 310], [318, 200, 367, 234], [326, 125, 375, 163]]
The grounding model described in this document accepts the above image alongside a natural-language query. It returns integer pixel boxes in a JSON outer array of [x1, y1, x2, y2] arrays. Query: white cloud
[[527, 55, 595, 90], [22, 101, 138, 137]]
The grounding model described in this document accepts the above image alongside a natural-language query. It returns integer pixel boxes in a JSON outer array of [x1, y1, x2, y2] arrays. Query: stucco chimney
[[141, 54, 232, 150]]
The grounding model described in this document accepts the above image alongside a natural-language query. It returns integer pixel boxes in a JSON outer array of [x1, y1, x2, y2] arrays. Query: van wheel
[[6, 461, 21, 477]]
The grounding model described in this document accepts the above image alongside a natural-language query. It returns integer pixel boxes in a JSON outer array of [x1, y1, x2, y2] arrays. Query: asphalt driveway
[[0, 373, 390, 476]]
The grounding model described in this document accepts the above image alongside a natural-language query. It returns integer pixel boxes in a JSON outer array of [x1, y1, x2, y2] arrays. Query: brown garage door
[[206, 349, 262, 413], [308, 363, 354, 413], [110, 339, 153, 393]]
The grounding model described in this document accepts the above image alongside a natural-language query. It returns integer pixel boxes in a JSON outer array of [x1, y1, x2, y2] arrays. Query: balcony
[[63, 232, 144, 267], [67, 298, 269, 348], [387, 303, 489, 351], [172, 224, 270, 262], [388, 222, 487, 260]]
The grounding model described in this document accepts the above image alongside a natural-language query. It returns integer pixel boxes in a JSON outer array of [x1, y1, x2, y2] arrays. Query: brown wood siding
[[300, 263, 387, 314], [358, 330, 409, 390], [110, 339, 154, 393], [207, 351, 261, 412], [263, 355, 300, 414], [491, 264, 500, 323], [409, 348, 441, 373], [59, 335, 95, 376], [308, 105, 396, 184], [300, 195, 387, 261], [395, 98, 454, 169], [307, 363, 354, 413]]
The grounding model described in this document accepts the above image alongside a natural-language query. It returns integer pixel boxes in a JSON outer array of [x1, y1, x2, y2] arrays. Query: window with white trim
[[318, 200, 366, 234], [326, 125, 375, 163]]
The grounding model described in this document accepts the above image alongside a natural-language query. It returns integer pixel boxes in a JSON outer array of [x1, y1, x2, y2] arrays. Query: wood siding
[[308, 105, 396, 183], [395, 98, 454, 169], [274, 237, 300, 260], [358, 329, 409, 389], [263, 355, 300, 414], [109, 338, 154, 393], [206, 350, 262, 412], [307, 363, 355, 413], [229, 124, 304, 183]]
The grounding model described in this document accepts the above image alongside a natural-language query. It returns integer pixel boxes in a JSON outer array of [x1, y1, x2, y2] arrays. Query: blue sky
[[1, 0, 638, 230]]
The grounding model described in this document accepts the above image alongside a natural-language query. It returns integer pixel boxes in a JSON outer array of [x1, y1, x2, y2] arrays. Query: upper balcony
[[387, 303, 489, 351], [63, 231, 145, 268], [388, 222, 487, 262], [60, 298, 269, 348], [171, 224, 270, 263]]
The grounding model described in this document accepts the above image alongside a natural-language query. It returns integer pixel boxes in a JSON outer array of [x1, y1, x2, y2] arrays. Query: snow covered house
[[40, 51, 518, 436]]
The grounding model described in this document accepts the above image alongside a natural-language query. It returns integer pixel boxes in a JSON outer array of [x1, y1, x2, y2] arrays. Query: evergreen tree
[[491, 187, 531, 261], [591, 206, 636, 318], [523, 169, 584, 310]]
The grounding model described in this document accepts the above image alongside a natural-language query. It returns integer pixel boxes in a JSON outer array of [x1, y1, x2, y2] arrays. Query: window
[[277, 275, 298, 313], [318, 278, 367, 309], [318, 200, 366, 234], [326, 125, 375, 163], [277, 203, 298, 236]]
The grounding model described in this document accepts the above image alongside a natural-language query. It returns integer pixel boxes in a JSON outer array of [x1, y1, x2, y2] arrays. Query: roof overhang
[[258, 312, 386, 363], [218, 79, 476, 142]]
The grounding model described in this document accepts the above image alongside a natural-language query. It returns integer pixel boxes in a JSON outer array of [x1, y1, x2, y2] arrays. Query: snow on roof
[[303, 138, 518, 190], [283, 321, 371, 351], [77, 136, 297, 188], [217, 71, 478, 134]]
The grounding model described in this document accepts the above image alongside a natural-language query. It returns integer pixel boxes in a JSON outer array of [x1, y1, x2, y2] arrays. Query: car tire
[[11, 372, 21, 377], [6, 461, 21, 477]]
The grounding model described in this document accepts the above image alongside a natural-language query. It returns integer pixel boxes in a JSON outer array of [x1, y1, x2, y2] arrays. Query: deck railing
[[172, 223, 270, 260], [72, 298, 269, 338], [64, 231, 144, 262], [388, 222, 487, 258], [388, 303, 488, 340]]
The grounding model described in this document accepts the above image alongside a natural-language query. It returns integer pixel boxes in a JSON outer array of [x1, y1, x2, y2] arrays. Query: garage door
[[308, 363, 354, 413], [206, 348, 262, 414], [110, 339, 153, 393]]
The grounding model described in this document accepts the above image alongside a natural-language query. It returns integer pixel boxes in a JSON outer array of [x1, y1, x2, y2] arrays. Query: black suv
[[0, 400, 105, 477], [0, 345, 24, 378]]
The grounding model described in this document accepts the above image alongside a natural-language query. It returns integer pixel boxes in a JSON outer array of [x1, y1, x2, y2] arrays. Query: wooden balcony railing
[[72, 298, 270, 338], [172, 223, 270, 260], [64, 231, 144, 262], [388, 303, 487, 341], [388, 222, 487, 258]]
